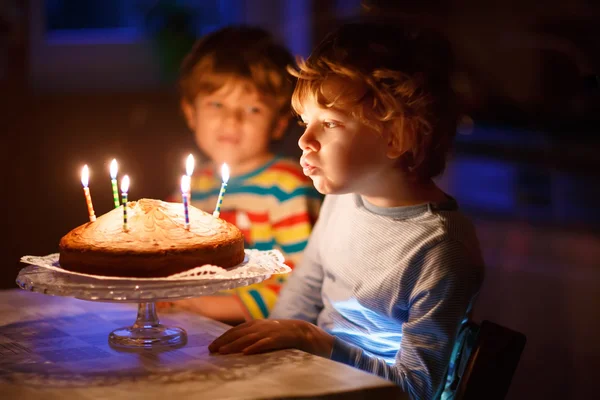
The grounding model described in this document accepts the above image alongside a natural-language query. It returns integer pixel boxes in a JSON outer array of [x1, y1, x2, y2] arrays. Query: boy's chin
[[310, 177, 346, 196]]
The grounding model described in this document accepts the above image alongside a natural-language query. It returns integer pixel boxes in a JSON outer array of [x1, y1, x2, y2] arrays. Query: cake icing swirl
[[67, 199, 229, 252]]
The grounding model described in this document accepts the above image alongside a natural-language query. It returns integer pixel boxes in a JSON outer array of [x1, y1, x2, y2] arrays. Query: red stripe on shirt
[[272, 212, 311, 228], [244, 211, 270, 223], [199, 167, 214, 177], [218, 210, 270, 225], [269, 162, 307, 181]]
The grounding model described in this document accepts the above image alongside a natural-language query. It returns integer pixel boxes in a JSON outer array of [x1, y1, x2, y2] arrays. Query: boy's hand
[[208, 319, 334, 358], [155, 301, 175, 311]]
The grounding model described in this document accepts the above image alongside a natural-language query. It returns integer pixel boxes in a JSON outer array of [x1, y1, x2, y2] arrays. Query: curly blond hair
[[291, 23, 458, 179]]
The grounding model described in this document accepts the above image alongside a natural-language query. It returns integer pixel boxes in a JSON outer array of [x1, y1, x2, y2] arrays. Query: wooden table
[[0, 289, 404, 399]]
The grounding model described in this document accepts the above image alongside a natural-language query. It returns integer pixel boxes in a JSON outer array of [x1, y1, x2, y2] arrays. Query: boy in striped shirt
[[168, 27, 321, 323], [209, 23, 485, 400]]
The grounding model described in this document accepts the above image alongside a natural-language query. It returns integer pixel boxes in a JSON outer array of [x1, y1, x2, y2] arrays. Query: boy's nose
[[298, 127, 321, 152], [224, 108, 244, 125]]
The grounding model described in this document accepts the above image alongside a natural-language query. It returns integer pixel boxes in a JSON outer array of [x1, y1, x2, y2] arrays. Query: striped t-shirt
[[188, 157, 322, 319], [270, 193, 484, 400]]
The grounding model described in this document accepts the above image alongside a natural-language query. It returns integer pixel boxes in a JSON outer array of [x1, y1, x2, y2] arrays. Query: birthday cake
[[59, 199, 245, 277]]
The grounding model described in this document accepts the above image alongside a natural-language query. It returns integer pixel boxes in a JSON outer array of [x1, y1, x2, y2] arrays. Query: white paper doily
[[20, 249, 289, 281], [17, 250, 290, 303]]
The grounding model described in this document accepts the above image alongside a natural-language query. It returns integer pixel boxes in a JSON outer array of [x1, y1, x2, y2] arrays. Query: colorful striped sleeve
[[271, 191, 320, 268], [232, 283, 280, 320], [231, 162, 322, 320], [269, 172, 321, 300], [232, 195, 320, 319]]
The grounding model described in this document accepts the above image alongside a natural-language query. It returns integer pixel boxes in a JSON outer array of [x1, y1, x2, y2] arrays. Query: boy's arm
[[330, 240, 482, 400], [167, 296, 247, 325], [269, 195, 327, 323]]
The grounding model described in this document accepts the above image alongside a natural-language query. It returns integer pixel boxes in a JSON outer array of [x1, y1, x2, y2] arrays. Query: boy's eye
[[247, 106, 262, 114], [323, 121, 339, 129], [209, 101, 223, 108]]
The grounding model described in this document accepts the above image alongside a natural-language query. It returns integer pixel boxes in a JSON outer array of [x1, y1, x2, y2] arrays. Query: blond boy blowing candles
[[209, 22, 485, 400], [165, 26, 321, 323]]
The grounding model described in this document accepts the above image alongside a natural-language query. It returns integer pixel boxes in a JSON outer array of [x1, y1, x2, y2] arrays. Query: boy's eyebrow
[[320, 107, 349, 120], [300, 105, 349, 119]]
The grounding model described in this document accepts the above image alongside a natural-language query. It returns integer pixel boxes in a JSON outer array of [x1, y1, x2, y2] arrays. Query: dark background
[[2, 1, 599, 399]]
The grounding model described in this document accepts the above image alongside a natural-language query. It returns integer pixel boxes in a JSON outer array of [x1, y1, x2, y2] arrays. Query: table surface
[[0, 289, 404, 400]]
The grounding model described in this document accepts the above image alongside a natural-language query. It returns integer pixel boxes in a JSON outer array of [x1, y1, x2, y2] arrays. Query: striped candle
[[212, 163, 230, 218], [181, 175, 191, 230], [81, 165, 96, 222], [121, 175, 130, 231], [110, 159, 120, 208]]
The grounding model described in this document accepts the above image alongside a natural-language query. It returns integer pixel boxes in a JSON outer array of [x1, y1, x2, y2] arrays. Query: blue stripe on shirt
[[191, 185, 316, 203], [248, 289, 269, 318], [280, 240, 309, 254]]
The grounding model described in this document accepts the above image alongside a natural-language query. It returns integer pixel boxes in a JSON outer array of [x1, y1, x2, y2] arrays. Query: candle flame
[[186, 154, 195, 176], [181, 175, 191, 194], [121, 175, 130, 193], [110, 159, 118, 179], [81, 165, 90, 187], [221, 163, 230, 183]]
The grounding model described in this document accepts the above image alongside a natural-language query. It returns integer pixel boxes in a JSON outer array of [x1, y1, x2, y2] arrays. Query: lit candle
[[181, 175, 191, 230], [186, 154, 195, 177], [212, 163, 229, 218], [185, 154, 195, 197], [121, 175, 130, 231], [81, 165, 96, 222], [110, 159, 120, 208]]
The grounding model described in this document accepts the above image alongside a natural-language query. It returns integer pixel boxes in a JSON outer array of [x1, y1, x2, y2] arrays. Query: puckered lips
[[300, 155, 318, 176]]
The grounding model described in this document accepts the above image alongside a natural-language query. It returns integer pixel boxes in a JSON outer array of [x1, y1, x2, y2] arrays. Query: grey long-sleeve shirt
[[270, 193, 484, 400]]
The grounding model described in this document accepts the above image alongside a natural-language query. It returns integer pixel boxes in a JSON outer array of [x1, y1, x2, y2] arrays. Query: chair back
[[443, 320, 526, 400]]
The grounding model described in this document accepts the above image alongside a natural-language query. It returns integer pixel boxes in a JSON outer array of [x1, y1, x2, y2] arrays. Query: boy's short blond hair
[[291, 23, 458, 180], [179, 26, 295, 115]]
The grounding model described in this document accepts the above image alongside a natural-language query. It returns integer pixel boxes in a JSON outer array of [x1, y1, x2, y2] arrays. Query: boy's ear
[[386, 143, 403, 159], [271, 115, 290, 140], [181, 99, 196, 130], [384, 129, 404, 159]]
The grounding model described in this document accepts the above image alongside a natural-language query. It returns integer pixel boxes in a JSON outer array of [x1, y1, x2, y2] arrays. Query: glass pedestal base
[[109, 302, 187, 349], [17, 250, 289, 350]]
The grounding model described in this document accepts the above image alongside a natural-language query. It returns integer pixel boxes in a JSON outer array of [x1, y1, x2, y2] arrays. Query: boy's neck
[[216, 153, 275, 178], [360, 170, 448, 208]]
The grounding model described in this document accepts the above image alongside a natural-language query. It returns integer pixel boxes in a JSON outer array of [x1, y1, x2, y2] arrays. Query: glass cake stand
[[15, 263, 272, 350]]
